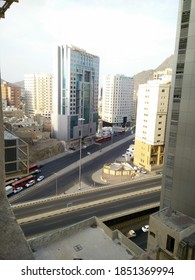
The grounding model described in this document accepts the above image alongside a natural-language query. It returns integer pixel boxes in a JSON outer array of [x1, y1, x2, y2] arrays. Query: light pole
[[54, 172, 58, 196], [78, 118, 85, 190]]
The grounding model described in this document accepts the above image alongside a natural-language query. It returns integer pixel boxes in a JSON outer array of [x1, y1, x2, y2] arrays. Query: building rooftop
[[4, 130, 18, 140], [29, 216, 144, 260], [151, 207, 195, 233]]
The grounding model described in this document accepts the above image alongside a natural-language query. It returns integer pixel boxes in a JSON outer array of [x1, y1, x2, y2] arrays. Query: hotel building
[[51, 45, 99, 142], [102, 74, 134, 127]]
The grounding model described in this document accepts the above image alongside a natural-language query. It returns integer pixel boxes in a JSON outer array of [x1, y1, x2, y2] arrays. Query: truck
[[5, 186, 13, 196]]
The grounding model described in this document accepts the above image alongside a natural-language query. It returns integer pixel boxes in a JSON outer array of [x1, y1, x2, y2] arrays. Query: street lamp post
[[54, 172, 58, 196], [78, 118, 85, 190]]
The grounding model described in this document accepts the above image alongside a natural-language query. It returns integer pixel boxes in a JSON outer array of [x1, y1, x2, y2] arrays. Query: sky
[[0, 0, 179, 84]]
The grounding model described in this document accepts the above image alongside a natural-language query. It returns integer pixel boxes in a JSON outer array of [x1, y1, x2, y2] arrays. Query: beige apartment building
[[1, 81, 21, 109], [24, 73, 53, 117], [134, 78, 171, 171], [153, 68, 172, 80]]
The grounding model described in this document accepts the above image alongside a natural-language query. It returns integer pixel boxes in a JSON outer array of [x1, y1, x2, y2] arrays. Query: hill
[[7, 55, 174, 92], [133, 54, 174, 92], [13, 80, 24, 88]]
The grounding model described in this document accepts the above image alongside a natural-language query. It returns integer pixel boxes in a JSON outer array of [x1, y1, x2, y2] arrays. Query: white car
[[141, 169, 147, 174], [37, 175, 44, 182], [142, 225, 149, 232], [127, 230, 136, 238], [13, 187, 23, 194], [35, 169, 41, 173], [25, 180, 35, 187]]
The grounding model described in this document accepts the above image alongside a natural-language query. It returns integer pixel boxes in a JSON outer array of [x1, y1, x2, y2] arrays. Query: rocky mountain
[[133, 54, 174, 92], [5, 55, 174, 93], [13, 80, 24, 88]]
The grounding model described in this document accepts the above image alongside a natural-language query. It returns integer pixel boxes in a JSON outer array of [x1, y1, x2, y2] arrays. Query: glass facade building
[[51, 45, 99, 141]]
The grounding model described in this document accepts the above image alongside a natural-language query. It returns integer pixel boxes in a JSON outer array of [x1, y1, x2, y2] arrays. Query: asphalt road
[[13, 177, 161, 219], [10, 132, 135, 203], [21, 191, 160, 238], [40, 131, 133, 178]]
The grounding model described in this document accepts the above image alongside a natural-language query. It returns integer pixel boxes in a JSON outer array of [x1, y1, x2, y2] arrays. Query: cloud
[[0, 0, 179, 82]]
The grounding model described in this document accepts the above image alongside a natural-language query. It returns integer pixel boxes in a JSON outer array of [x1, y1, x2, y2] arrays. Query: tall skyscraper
[[51, 45, 99, 142], [102, 74, 134, 127], [24, 73, 53, 117], [160, 0, 195, 218], [134, 78, 171, 171]]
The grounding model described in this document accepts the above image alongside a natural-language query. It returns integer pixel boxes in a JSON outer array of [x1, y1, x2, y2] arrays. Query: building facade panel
[[160, 0, 195, 218]]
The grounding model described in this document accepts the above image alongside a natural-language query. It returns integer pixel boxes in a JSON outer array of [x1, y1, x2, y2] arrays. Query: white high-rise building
[[102, 74, 134, 126], [134, 78, 171, 171], [24, 73, 53, 117], [51, 45, 99, 142]]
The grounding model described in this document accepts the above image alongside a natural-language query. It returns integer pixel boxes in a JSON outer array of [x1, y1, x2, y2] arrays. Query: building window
[[166, 235, 175, 253]]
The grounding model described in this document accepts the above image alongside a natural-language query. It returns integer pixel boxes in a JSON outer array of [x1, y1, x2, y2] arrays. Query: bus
[[95, 136, 111, 143], [12, 175, 35, 191], [29, 164, 39, 173]]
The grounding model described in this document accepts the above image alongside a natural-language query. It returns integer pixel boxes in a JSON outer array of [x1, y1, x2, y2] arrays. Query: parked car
[[25, 179, 35, 188], [13, 187, 23, 194], [142, 225, 149, 232], [141, 168, 147, 174], [37, 175, 44, 182], [126, 229, 136, 238], [34, 169, 41, 174]]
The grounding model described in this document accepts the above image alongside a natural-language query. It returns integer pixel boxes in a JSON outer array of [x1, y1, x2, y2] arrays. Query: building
[[134, 79, 171, 171], [160, 0, 195, 218], [24, 73, 53, 118], [51, 45, 99, 142], [153, 68, 172, 81], [29, 216, 144, 260], [102, 74, 134, 127], [4, 130, 19, 174], [2, 98, 7, 110], [146, 0, 195, 260], [147, 207, 195, 260], [1, 81, 21, 109]]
